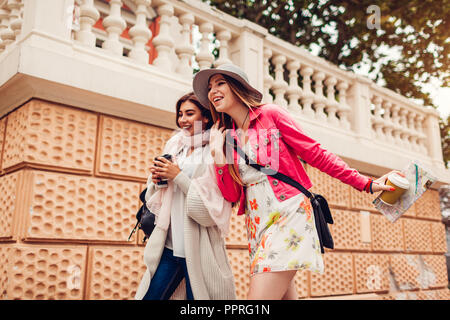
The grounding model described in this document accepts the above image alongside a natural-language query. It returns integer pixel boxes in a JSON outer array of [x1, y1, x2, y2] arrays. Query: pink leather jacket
[[214, 104, 369, 215]]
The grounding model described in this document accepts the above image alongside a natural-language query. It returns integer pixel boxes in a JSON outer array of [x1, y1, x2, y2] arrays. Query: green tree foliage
[[204, 0, 449, 165]]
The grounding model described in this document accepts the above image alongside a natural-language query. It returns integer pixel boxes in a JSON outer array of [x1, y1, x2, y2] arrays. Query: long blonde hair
[[208, 74, 262, 187]]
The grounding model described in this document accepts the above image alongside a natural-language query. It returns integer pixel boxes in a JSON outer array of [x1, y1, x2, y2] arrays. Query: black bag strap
[[227, 132, 314, 199]]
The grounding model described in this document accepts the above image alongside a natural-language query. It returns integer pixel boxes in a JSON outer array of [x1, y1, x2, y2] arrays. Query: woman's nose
[[209, 86, 217, 97]]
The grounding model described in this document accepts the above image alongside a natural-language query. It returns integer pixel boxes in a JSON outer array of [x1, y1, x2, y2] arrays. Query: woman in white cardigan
[[135, 92, 236, 300]]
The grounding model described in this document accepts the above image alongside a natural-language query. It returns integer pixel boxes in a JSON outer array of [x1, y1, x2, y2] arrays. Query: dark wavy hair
[[175, 92, 214, 130]]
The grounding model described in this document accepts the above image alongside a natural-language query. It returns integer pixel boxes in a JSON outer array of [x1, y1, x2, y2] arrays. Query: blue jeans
[[143, 247, 194, 300]]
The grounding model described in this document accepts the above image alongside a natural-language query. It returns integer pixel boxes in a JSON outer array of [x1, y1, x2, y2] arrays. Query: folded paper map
[[373, 160, 437, 223]]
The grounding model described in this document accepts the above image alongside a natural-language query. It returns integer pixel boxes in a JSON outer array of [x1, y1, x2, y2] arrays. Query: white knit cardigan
[[134, 145, 236, 300]]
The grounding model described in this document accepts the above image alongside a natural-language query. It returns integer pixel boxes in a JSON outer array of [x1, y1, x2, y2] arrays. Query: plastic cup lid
[[388, 173, 410, 189]]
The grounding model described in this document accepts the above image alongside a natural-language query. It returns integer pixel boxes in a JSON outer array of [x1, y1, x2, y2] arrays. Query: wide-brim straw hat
[[192, 63, 263, 110]]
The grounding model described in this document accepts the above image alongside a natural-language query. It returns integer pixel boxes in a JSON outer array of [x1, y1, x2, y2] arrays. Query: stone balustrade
[[0, 0, 23, 52], [370, 89, 427, 154], [70, 0, 243, 72], [262, 35, 355, 131], [0, 0, 448, 184]]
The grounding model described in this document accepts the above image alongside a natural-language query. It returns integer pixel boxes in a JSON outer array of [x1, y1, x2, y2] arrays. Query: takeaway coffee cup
[[379, 173, 410, 205], [154, 154, 172, 188]]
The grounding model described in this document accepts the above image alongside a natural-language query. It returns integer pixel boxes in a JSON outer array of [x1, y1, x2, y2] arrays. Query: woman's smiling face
[[177, 101, 207, 136], [207, 74, 240, 113]]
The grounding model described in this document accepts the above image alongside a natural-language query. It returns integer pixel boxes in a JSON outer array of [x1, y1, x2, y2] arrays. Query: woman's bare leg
[[247, 270, 297, 300], [282, 278, 298, 300]]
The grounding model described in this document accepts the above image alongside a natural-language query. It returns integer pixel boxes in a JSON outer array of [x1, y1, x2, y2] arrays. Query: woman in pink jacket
[[193, 64, 403, 300]]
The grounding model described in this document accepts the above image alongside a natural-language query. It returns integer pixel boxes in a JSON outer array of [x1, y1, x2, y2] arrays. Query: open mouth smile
[[213, 96, 223, 104]]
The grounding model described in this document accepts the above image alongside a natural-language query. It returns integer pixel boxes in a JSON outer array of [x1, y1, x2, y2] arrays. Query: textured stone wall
[[0, 99, 448, 300]]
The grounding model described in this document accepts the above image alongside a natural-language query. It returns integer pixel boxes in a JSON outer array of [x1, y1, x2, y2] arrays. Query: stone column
[[347, 76, 373, 141], [228, 24, 265, 94], [21, 0, 75, 41], [424, 109, 444, 167]]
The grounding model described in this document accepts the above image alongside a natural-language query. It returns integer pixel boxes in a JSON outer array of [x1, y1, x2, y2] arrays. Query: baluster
[[8, 0, 21, 37], [196, 22, 214, 70], [410, 113, 421, 152], [398, 108, 409, 149], [271, 54, 288, 108], [0, 6, 14, 51], [312, 71, 327, 121], [324, 76, 339, 125], [286, 59, 302, 114], [175, 13, 195, 76], [128, 0, 151, 64], [382, 101, 394, 143], [336, 81, 351, 130], [102, 0, 127, 56], [214, 29, 232, 67], [0, 8, 8, 52], [372, 96, 384, 139], [76, 0, 100, 47], [300, 66, 314, 118], [390, 104, 403, 146], [152, 3, 175, 71], [415, 114, 427, 153], [262, 47, 273, 104], [420, 118, 428, 154], [406, 112, 416, 151]]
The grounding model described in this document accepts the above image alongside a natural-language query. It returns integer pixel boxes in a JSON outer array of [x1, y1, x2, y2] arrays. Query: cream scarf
[[146, 129, 231, 236]]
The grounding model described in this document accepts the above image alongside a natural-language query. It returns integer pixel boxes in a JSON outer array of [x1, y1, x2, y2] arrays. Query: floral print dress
[[239, 140, 324, 276]]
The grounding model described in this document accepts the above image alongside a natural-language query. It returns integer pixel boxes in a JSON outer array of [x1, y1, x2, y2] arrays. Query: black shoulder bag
[[229, 135, 334, 253], [128, 188, 156, 242]]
